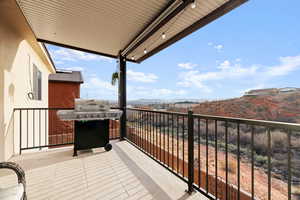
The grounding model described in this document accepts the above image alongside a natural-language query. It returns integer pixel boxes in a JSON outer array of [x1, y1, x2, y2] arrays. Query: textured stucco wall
[[0, 24, 52, 161]]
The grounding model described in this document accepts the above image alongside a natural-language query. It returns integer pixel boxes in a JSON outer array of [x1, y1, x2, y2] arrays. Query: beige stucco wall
[[0, 23, 53, 161]]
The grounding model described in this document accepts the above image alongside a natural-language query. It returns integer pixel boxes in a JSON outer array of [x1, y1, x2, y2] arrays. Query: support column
[[118, 53, 127, 140]]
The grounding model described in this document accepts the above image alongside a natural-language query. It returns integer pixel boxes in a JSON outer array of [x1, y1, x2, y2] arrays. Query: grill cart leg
[[73, 148, 78, 156]]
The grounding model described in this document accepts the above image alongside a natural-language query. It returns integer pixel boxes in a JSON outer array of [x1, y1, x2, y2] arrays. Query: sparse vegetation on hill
[[165, 88, 300, 199], [170, 88, 300, 123]]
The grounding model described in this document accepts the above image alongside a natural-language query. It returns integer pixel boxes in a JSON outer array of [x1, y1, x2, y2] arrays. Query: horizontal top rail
[[127, 107, 188, 116], [14, 107, 74, 111], [14, 107, 121, 111], [127, 107, 300, 131]]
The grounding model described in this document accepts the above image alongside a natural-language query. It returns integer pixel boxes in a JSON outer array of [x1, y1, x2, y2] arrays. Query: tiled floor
[[0, 141, 207, 200]]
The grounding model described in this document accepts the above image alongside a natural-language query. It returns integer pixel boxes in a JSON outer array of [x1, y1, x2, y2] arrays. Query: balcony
[[3, 107, 299, 200], [1, 140, 205, 200]]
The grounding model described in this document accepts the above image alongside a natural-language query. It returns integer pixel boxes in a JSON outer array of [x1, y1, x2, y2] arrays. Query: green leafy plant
[[111, 72, 119, 85]]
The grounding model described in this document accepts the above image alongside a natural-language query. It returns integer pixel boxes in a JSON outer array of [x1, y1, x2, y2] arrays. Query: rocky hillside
[[189, 88, 300, 123]]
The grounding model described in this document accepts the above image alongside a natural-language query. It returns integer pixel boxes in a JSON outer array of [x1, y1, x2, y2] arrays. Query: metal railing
[[14, 107, 120, 153], [126, 108, 300, 200]]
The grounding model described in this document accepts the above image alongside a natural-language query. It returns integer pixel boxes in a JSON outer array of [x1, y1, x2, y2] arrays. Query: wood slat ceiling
[[16, 0, 247, 63]]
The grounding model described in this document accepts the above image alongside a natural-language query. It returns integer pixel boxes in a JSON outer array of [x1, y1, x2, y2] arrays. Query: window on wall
[[33, 64, 42, 100]]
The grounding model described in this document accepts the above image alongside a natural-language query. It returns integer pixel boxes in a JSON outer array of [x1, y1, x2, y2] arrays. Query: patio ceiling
[[16, 0, 247, 63]]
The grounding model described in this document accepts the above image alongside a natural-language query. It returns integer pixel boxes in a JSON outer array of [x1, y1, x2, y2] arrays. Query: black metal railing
[[14, 107, 120, 153], [126, 108, 300, 200]]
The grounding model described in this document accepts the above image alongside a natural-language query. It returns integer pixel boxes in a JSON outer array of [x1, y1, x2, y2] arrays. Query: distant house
[[244, 88, 278, 96], [48, 70, 83, 145], [0, 4, 56, 161], [279, 87, 298, 93], [244, 88, 300, 97]]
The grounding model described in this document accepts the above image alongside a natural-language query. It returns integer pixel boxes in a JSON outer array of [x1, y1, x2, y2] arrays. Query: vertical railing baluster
[[267, 128, 271, 200], [156, 113, 158, 158], [287, 129, 291, 200], [163, 114, 166, 164], [160, 113, 162, 161], [183, 116, 185, 176], [215, 120, 218, 199], [172, 113, 174, 170], [137, 111, 139, 146], [205, 119, 209, 194], [251, 126, 255, 200], [177, 115, 179, 173], [45, 110, 47, 147], [134, 112, 137, 144], [138, 111, 140, 147], [27, 109, 29, 148], [149, 112, 151, 155], [148, 112, 150, 152], [39, 109, 41, 149], [33, 110, 35, 147], [19, 110, 22, 155], [237, 123, 241, 200], [142, 111, 144, 149], [225, 121, 228, 200], [198, 117, 201, 188], [146, 111, 148, 151], [167, 113, 170, 166], [152, 112, 154, 156], [151, 112, 153, 155], [140, 111, 142, 148], [135, 112, 137, 144]]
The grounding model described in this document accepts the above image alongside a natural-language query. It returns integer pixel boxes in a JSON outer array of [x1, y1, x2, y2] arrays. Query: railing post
[[19, 110, 22, 155], [118, 52, 127, 140], [187, 110, 194, 194]]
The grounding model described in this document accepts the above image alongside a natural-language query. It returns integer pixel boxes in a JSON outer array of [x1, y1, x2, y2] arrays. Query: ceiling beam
[[121, 0, 194, 58], [136, 0, 248, 63], [37, 38, 137, 63]]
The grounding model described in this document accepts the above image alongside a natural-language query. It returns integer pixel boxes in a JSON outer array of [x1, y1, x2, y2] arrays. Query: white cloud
[[127, 70, 158, 83], [177, 61, 258, 92], [217, 60, 231, 70], [151, 88, 186, 96], [81, 77, 117, 99], [84, 77, 116, 91], [214, 44, 223, 51], [127, 86, 186, 99], [235, 58, 242, 62], [208, 42, 224, 51], [178, 62, 198, 70], [266, 55, 300, 76], [177, 54, 300, 94], [50, 48, 113, 63], [60, 66, 84, 71]]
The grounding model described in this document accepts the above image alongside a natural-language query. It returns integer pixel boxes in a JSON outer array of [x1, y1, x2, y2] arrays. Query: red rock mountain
[[190, 88, 300, 123]]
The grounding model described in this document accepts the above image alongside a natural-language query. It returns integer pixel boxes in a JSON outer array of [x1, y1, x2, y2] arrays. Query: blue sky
[[47, 0, 300, 101]]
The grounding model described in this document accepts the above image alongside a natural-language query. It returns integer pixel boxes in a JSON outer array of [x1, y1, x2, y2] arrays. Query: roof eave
[[137, 0, 248, 63]]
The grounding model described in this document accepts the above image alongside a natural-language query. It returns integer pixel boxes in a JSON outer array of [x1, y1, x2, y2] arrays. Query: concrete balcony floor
[[0, 141, 207, 200]]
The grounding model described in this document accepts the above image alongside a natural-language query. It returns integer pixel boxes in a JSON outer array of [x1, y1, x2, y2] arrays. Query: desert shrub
[[292, 185, 300, 196], [254, 133, 268, 155], [253, 131, 288, 156], [239, 132, 251, 146], [255, 155, 267, 166], [271, 131, 287, 149], [292, 135, 300, 147]]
